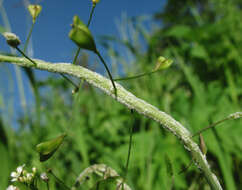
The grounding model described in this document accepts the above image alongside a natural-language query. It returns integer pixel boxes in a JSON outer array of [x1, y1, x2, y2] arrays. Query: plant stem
[[124, 125, 133, 178], [192, 118, 229, 137], [60, 73, 79, 89], [16, 46, 37, 65], [114, 70, 159, 81], [46, 182, 49, 190], [87, 4, 96, 27], [24, 22, 35, 53], [95, 50, 117, 96], [48, 170, 71, 190], [0, 54, 224, 190], [16, 47, 79, 89], [72, 47, 81, 65]]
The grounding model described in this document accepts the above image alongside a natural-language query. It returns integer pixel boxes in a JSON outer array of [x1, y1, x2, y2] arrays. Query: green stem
[[114, 70, 158, 81], [72, 3, 96, 66], [24, 22, 35, 53], [16, 47, 79, 89], [124, 118, 134, 178], [16, 46, 37, 65], [87, 4, 96, 27], [46, 182, 49, 190], [0, 54, 224, 190], [95, 50, 117, 96], [72, 47, 81, 65], [49, 170, 71, 190], [60, 73, 79, 89], [192, 117, 231, 137]]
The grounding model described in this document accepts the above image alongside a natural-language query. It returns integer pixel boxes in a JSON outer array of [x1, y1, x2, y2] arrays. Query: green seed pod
[[2, 32, 21, 48], [36, 133, 66, 162], [28, 4, 42, 23], [69, 15, 97, 52], [154, 56, 173, 71]]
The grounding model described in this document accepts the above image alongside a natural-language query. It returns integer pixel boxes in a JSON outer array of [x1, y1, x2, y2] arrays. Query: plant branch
[[0, 54, 223, 190]]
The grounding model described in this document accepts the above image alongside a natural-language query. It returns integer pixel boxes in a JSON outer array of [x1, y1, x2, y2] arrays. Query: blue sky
[[0, 0, 165, 124], [1, 0, 165, 62]]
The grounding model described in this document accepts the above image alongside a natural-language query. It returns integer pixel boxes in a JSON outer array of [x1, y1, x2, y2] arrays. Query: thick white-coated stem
[[0, 54, 222, 190]]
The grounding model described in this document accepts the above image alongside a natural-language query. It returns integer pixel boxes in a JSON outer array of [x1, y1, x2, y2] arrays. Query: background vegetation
[[0, 0, 241, 189]]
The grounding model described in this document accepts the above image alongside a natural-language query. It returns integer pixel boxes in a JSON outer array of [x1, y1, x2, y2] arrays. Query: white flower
[[40, 172, 49, 182], [16, 164, 25, 174], [6, 185, 19, 190], [10, 164, 25, 182]]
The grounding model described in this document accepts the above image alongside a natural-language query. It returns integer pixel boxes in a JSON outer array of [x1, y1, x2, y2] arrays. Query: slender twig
[[124, 118, 134, 178], [60, 73, 79, 89], [87, 4, 96, 27], [72, 47, 81, 65], [0, 54, 224, 190], [192, 118, 229, 137], [24, 22, 34, 53], [95, 50, 117, 96], [48, 169, 71, 190], [46, 182, 49, 190], [16, 46, 37, 65], [16, 47, 79, 89], [114, 70, 159, 81], [192, 112, 242, 137]]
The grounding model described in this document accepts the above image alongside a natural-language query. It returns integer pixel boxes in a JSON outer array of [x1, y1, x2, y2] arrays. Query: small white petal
[[6, 185, 19, 190], [40, 172, 49, 182], [11, 178, 18, 182], [16, 164, 25, 173], [10, 172, 18, 178]]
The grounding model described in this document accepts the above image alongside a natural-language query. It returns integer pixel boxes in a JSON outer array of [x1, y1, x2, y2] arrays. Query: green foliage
[[0, 0, 242, 189]]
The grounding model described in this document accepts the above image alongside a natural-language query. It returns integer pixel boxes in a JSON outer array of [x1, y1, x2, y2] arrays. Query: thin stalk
[[24, 22, 34, 53], [22, 20, 41, 124], [114, 69, 158, 81], [192, 112, 242, 137], [72, 47, 81, 65], [87, 4, 96, 27], [60, 73, 79, 89], [16, 47, 79, 89], [48, 170, 71, 190], [46, 182, 49, 190], [16, 46, 37, 65], [192, 118, 229, 137], [124, 121, 134, 178], [95, 50, 117, 96]]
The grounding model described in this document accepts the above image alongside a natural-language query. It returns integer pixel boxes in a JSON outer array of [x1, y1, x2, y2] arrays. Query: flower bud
[[154, 56, 173, 71], [28, 4, 42, 23], [92, 0, 100, 4], [2, 32, 21, 48], [36, 133, 66, 162], [69, 15, 97, 52]]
